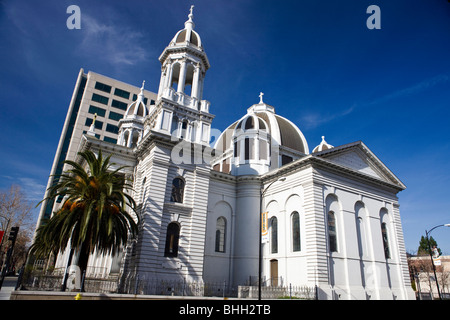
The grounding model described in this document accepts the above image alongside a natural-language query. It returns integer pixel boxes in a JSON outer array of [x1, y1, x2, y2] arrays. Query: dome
[[169, 5, 202, 49], [173, 29, 202, 48], [312, 136, 334, 153], [215, 101, 309, 155], [234, 113, 268, 132], [212, 94, 309, 175], [124, 81, 148, 119]]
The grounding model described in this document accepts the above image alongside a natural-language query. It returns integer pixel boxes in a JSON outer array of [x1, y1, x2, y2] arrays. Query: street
[[0, 276, 18, 300]]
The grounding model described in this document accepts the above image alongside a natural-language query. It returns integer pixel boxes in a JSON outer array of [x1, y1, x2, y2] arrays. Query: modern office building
[[36, 70, 157, 229]]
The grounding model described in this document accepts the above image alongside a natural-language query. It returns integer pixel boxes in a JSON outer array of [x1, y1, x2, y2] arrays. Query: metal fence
[[20, 271, 119, 294], [119, 272, 236, 297], [19, 270, 316, 299], [238, 284, 317, 299]]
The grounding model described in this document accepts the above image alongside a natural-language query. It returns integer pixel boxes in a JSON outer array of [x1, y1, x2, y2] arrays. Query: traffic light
[[8, 226, 19, 242]]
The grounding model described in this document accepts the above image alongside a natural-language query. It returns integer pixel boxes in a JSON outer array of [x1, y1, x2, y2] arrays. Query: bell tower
[[147, 5, 214, 145]]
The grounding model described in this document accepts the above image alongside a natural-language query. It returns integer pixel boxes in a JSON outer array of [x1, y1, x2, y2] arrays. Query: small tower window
[[164, 222, 180, 257], [170, 177, 185, 203], [244, 138, 250, 160]]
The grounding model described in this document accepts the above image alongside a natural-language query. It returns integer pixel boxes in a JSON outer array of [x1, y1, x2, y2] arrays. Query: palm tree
[[31, 149, 139, 286]]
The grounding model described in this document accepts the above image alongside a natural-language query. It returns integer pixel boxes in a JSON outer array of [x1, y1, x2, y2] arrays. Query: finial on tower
[[138, 80, 146, 100], [185, 5, 195, 30], [259, 92, 264, 104]]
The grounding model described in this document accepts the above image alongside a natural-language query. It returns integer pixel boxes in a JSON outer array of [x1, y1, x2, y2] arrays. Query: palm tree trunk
[[77, 243, 90, 292]]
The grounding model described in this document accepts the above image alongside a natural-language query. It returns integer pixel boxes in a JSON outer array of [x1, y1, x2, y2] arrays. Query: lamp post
[[258, 176, 286, 300], [425, 223, 450, 300]]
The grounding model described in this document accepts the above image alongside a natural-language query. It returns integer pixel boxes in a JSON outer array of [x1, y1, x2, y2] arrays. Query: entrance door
[[270, 259, 278, 286]]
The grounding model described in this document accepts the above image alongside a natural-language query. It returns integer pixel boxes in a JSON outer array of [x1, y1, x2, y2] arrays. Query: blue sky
[[0, 0, 449, 253]]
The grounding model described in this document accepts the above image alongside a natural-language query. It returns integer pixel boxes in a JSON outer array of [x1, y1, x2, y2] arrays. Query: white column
[[126, 130, 133, 148], [165, 62, 173, 89], [255, 136, 260, 161], [191, 65, 200, 98], [177, 120, 182, 138], [177, 60, 187, 93]]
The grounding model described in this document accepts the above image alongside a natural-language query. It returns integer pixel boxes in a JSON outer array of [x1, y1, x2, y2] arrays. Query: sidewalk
[[0, 276, 18, 300]]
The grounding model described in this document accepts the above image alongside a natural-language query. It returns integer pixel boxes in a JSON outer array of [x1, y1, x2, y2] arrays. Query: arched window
[[170, 63, 180, 90], [171, 115, 179, 136], [270, 217, 278, 254], [215, 217, 226, 252], [131, 130, 139, 148], [181, 120, 188, 139], [164, 222, 180, 257], [245, 116, 254, 130], [123, 131, 130, 147], [244, 138, 250, 160], [355, 202, 368, 258], [170, 177, 185, 203], [381, 222, 390, 259], [328, 211, 337, 252], [292, 212, 301, 252]]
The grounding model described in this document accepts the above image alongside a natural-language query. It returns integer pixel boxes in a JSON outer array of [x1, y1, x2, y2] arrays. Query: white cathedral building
[[52, 7, 414, 300]]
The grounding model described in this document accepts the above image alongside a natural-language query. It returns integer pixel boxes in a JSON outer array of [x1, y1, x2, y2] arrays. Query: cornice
[[159, 45, 210, 70], [261, 154, 405, 193]]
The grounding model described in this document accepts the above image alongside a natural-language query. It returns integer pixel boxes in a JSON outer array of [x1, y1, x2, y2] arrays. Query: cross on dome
[[259, 92, 264, 104], [139, 80, 145, 96], [185, 5, 195, 29]]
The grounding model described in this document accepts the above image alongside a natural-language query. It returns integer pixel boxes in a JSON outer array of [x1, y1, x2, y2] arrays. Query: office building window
[[85, 118, 103, 130], [106, 124, 119, 134], [111, 99, 128, 111], [108, 111, 123, 121], [91, 93, 109, 105], [103, 136, 117, 144], [88, 105, 106, 117], [95, 81, 112, 93], [114, 88, 130, 99]]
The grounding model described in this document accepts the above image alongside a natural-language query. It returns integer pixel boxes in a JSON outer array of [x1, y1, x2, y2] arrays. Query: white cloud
[[16, 177, 47, 203], [80, 14, 148, 66], [368, 74, 449, 106], [299, 74, 449, 130], [300, 105, 355, 130]]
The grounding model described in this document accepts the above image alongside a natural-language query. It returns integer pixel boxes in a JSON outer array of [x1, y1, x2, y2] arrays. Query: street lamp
[[425, 223, 450, 300], [258, 176, 286, 300]]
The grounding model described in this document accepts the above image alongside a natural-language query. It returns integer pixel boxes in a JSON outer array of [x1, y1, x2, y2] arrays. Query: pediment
[[313, 141, 405, 189]]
